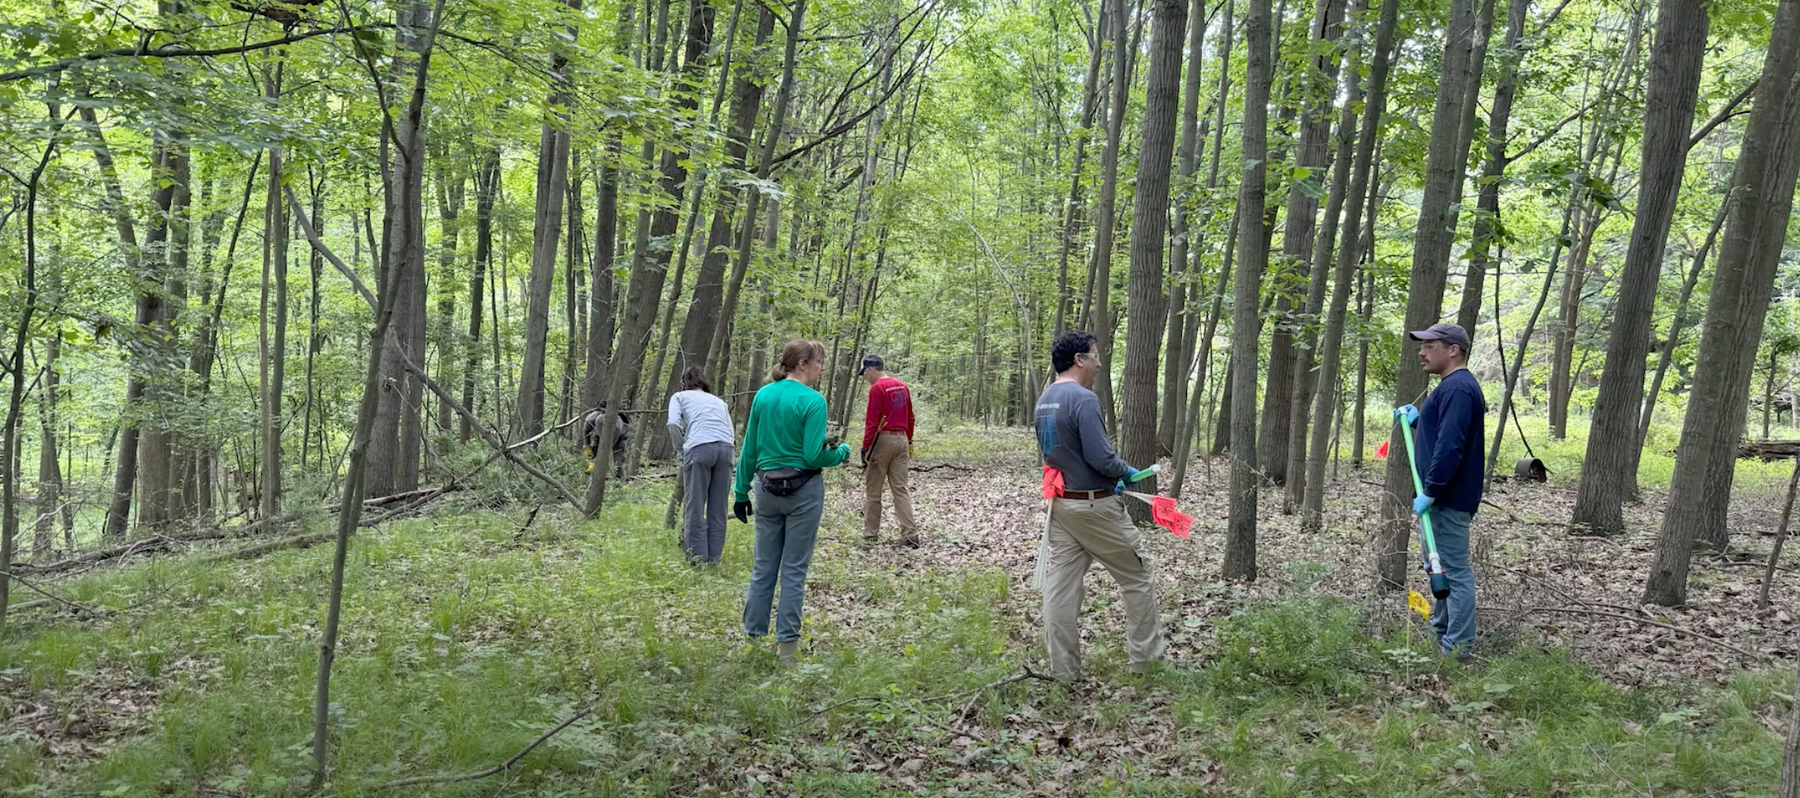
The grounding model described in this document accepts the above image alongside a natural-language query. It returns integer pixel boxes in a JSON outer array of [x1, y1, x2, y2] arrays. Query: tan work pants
[[863, 432, 918, 541], [1041, 495, 1166, 680]]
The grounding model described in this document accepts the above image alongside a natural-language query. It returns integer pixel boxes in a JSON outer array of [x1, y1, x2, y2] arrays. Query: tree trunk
[[435, 151, 465, 438], [1569, 0, 1709, 537], [1120, 0, 1189, 507], [135, 127, 191, 531], [260, 65, 288, 521], [34, 333, 61, 560], [587, 0, 715, 511], [1226, 0, 1274, 582], [674, 5, 776, 388], [1159, 0, 1211, 457], [1455, 0, 1532, 337], [2, 124, 54, 630], [1299, 0, 1397, 531], [368, 0, 436, 497], [518, 13, 576, 438], [1376, 0, 1478, 590], [1783, 651, 1800, 797], [1546, 4, 1647, 441], [1054, 0, 1111, 339], [1259, 0, 1346, 487], [1485, 195, 1579, 487], [463, 150, 499, 441], [1285, 0, 1364, 515], [1644, 4, 1800, 593], [585, 143, 620, 410], [1090, 0, 1135, 431], [706, 0, 805, 370], [313, 0, 444, 783], [1351, 266, 1371, 468], [1637, 198, 1728, 473]]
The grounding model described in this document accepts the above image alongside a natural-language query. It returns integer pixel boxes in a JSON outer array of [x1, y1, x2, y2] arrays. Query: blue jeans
[[1422, 506, 1477, 656], [742, 475, 825, 643]]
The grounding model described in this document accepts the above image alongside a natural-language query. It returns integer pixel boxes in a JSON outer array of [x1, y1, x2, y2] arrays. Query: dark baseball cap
[[861, 354, 884, 371], [1408, 323, 1471, 352]]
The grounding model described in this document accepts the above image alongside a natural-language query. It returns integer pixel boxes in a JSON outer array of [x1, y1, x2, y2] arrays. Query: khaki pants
[[1042, 495, 1166, 680], [863, 432, 917, 541]]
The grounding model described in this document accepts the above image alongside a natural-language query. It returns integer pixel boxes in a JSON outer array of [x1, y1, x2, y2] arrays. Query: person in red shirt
[[860, 355, 918, 546]]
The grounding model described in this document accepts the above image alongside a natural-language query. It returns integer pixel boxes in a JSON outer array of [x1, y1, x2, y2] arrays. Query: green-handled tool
[[1395, 408, 1450, 599]]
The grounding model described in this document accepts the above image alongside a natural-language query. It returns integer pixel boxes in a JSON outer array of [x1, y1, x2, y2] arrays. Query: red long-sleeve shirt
[[863, 376, 914, 451]]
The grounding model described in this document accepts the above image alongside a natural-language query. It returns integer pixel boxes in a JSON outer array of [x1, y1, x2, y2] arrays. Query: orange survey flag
[[1149, 496, 1194, 539], [1041, 466, 1065, 500]]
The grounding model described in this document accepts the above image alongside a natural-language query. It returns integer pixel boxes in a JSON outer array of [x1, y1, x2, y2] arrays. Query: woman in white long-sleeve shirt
[[667, 367, 737, 564]]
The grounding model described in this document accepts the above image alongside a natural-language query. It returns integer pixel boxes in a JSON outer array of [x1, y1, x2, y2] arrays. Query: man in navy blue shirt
[[1398, 323, 1486, 661]]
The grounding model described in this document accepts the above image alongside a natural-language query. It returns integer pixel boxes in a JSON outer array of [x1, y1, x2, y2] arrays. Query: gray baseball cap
[[861, 354, 884, 371], [1407, 323, 1471, 352]]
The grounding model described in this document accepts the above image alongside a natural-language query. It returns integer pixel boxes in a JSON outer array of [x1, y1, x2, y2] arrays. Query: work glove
[[1397, 404, 1420, 427], [1413, 494, 1435, 516], [835, 442, 852, 461], [907, 443, 913, 459], [1115, 467, 1142, 496], [734, 500, 753, 524]]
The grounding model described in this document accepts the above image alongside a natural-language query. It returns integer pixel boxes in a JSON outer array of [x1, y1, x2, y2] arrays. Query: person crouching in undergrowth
[[667, 366, 736, 566], [734, 339, 851, 665]]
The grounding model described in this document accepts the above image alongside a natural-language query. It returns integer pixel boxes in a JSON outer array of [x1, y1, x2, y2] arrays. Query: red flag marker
[[1149, 496, 1194, 539], [1375, 440, 1390, 459], [1040, 466, 1065, 500]]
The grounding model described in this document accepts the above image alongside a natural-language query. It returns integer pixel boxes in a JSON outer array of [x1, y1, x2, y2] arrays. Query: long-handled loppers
[[1395, 408, 1450, 599]]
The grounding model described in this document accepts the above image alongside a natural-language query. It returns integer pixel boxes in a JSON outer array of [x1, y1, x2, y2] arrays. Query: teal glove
[[1413, 494, 1435, 516], [836, 442, 852, 461], [1397, 404, 1420, 427]]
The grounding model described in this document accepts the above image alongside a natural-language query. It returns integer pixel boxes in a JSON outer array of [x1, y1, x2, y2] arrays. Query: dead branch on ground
[[361, 706, 595, 791]]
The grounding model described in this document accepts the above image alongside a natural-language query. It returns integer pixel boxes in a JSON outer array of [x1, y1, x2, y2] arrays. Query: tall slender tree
[[1645, 0, 1800, 605], [1120, 0, 1189, 505], [1568, 0, 1709, 537], [1376, 0, 1478, 589], [1300, 0, 1397, 530], [1225, 0, 1274, 582]]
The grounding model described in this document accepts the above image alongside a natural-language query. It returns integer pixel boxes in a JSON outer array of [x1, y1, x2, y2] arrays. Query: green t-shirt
[[734, 377, 850, 501]]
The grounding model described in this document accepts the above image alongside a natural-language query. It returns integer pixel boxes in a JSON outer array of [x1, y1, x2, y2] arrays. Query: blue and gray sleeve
[[1073, 395, 1130, 480]]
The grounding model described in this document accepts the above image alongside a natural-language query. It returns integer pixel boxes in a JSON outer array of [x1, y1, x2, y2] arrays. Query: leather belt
[[1059, 487, 1114, 500]]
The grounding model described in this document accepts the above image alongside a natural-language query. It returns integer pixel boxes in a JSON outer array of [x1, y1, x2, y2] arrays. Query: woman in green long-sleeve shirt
[[735, 340, 850, 664]]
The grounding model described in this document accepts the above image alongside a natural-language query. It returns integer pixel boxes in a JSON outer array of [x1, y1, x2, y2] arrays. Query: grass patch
[[0, 484, 1787, 796]]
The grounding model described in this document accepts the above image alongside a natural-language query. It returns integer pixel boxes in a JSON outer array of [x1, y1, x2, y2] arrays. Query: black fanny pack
[[760, 467, 820, 497]]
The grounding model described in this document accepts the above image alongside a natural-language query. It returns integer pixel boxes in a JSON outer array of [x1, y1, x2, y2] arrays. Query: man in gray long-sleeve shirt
[[1032, 331, 1166, 681]]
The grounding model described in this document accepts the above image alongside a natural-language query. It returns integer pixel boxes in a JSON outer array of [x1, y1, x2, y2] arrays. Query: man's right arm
[[1074, 395, 1130, 481]]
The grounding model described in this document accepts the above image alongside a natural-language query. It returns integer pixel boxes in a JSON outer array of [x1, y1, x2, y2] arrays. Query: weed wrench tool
[[1395, 408, 1450, 599]]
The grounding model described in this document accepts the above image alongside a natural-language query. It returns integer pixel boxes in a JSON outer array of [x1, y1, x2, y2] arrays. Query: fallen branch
[[366, 706, 594, 791], [0, 570, 105, 617], [913, 463, 977, 474], [1512, 605, 1768, 662], [216, 532, 336, 561], [794, 666, 1063, 729], [14, 520, 279, 575]]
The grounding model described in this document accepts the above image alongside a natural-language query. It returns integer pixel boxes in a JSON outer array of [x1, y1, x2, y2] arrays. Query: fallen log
[[1739, 440, 1800, 461], [13, 518, 284, 575]]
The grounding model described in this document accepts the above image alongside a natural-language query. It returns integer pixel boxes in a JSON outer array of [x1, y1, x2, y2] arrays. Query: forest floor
[[0, 426, 1794, 797]]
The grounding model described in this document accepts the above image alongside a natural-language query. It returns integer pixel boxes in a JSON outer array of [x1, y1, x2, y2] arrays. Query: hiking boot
[[777, 640, 800, 666], [863, 532, 881, 543], [901, 537, 921, 549]]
